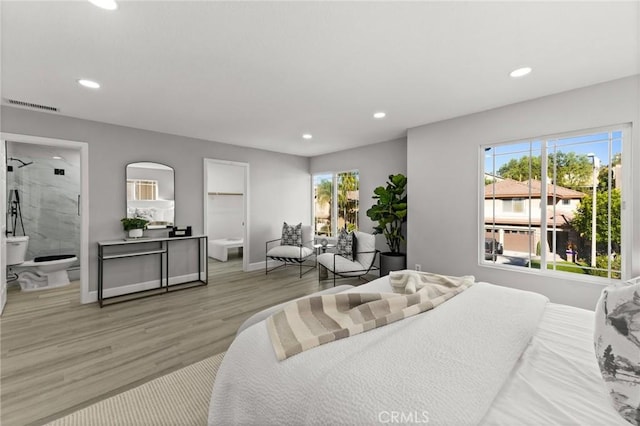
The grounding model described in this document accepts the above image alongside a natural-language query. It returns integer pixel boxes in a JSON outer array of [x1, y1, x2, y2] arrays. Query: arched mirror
[[126, 162, 175, 229]]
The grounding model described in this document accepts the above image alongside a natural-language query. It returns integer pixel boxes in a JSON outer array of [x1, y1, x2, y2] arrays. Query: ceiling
[[1, 1, 638, 157]]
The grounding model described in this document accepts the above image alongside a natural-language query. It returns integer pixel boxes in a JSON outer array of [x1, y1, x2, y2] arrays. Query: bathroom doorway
[[203, 159, 249, 274], [1, 133, 89, 313]]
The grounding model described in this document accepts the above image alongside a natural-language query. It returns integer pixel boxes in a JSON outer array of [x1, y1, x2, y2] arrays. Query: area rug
[[46, 352, 225, 426]]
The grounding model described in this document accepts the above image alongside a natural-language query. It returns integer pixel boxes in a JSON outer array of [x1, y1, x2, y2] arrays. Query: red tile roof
[[484, 212, 575, 228], [485, 178, 586, 200]]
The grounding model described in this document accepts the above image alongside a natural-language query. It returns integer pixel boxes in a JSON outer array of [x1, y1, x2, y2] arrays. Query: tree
[[597, 164, 621, 192], [497, 153, 592, 190], [498, 156, 543, 181], [548, 152, 593, 190], [571, 188, 621, 252], [337, 172, 359, 231], [315, 179, 333, 234]]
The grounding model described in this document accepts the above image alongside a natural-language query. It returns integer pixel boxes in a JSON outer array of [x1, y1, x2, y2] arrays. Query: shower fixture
[[8, 157, 34, 168], [7, 189, 26, 237]]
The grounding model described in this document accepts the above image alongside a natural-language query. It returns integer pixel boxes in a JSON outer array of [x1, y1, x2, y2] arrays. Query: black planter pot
[[379, 252, 406, 276]]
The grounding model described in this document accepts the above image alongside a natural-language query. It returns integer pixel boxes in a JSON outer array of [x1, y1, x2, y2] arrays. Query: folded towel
[[389, 269, 475, 295], [266, 270, 473, 360]]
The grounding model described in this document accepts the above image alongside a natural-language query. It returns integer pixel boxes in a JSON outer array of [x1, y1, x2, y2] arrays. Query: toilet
[[6, 236, 78, 291]]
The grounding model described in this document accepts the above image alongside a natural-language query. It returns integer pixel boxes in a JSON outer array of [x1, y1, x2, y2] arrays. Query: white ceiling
[[1, 1, 638, 157]]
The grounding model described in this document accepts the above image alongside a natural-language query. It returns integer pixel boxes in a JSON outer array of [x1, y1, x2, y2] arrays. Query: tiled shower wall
[[6, 149, 80, 265]]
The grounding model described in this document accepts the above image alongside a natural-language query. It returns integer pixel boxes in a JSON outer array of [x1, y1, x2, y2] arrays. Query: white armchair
[[265, 223, 316, 278], [317, 231, 379, 286]]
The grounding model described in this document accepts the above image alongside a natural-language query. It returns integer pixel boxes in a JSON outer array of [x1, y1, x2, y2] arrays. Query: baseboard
[[247, 260, 281, 272], [86, 272, 205, 303]]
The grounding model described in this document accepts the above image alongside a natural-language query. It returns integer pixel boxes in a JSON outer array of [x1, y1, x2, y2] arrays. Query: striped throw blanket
[[266, 270, 474, 360]]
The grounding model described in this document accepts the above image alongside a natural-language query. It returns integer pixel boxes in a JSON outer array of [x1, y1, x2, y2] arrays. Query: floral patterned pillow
[[281, 222, 302, 246], [594, 277, 640, 425], [336, 229, 355, 261]]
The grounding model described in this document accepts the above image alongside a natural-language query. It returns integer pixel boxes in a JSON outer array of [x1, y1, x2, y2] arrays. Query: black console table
[[97, 235, 208, 307]]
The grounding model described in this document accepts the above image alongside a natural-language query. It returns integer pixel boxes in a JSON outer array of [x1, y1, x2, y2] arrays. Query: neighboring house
[[485, 179, 586, 256], [484, 173, 505, 184]]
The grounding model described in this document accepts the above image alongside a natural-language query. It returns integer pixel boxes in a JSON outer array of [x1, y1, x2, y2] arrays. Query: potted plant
[[121, 217, 149, 239], [366, 173, 407, 276]]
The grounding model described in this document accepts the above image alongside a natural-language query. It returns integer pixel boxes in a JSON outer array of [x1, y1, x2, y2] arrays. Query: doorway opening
[[203, 159, 249, 274], [1, 133, 89, 314]]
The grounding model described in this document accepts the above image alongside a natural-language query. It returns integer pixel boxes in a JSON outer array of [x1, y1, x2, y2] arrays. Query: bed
[[208, 238, 243, 262], [208, 275, 630, 425]]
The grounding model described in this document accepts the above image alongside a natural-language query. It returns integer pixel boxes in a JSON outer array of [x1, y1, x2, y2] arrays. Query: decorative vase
[[128, 228, 143, 238]]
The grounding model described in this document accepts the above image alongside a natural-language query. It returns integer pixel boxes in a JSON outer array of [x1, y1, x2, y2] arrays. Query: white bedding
[[482, 303, 625, 425], [209, 277, 625, 425], [209, 278, 548, 425]]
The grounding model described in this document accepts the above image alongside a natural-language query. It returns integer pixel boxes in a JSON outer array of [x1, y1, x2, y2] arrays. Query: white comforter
[[208, 278, 548, 425]]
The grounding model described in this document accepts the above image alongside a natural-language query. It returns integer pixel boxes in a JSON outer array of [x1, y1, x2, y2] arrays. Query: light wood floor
[[1, 255, 371, 425]]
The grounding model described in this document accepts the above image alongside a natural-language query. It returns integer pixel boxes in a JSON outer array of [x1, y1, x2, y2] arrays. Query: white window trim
[[478, 123, 632, 284]]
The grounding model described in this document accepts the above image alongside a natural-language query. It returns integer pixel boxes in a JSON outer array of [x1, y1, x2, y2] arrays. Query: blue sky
[[485, 131, 622, 175]]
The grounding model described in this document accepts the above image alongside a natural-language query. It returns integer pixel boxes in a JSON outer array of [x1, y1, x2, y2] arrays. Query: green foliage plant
[[121, 217, 149, 231], [571, 189, 621, 250], [366, 174, 407, 254], [591, 254, 622, 279]]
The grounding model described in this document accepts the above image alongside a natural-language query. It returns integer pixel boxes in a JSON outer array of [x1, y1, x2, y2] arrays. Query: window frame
[[127, 178, 159, 201], [312, 169, 359, 238], [478, 123, 632, 284]]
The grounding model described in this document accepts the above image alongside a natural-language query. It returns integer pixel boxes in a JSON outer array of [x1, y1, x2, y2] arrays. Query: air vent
[[5, 99, 58, 112]]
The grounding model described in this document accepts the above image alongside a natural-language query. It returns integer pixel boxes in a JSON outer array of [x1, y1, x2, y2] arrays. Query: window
[[503, 198, 525, 213], [482, 125, 628, 280], [127, 179, 158, 201], [313, 170, 359, 236]]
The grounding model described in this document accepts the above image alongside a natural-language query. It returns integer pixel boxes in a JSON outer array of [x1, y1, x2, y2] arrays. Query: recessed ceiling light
[[302, 134, 313, 140], [52, 156, 63, 160], [78, 79, 100, 89], [88, 0, 118, 10], [373, 112, 386, 119], [510, 67, 532, 78]]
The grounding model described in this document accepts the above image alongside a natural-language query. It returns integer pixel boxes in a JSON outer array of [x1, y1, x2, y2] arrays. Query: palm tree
[[315, 179, 333, 235], [338, 172, 359, 231]]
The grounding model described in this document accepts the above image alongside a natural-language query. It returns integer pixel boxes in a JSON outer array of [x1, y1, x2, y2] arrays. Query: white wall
[[310, 138, 407, 253], [207, 162, 244, 194], [0, 105, 310, 294], [407, 75, 640, 310]]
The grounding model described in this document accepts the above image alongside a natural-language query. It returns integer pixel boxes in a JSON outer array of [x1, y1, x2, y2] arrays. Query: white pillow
[[301, 225, 313, 244], [594, 276, 640, 425], [354, 231, 376, 269]]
